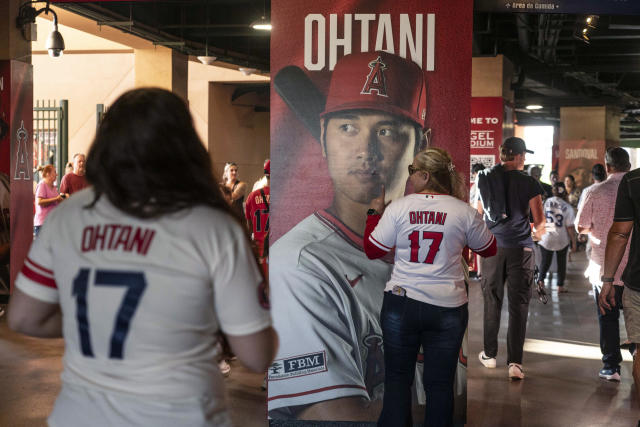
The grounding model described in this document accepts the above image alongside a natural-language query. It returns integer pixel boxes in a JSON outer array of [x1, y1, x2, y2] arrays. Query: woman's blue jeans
[[378, 292, 468, 427]]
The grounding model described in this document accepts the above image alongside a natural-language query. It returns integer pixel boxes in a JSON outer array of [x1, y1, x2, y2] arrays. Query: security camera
[[197, 56, 217, 65], [46, 23, 65, 57]]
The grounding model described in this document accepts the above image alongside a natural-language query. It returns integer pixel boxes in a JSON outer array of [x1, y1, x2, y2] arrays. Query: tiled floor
[[0, 250, 637, 426], [468, 250, 639, 426]]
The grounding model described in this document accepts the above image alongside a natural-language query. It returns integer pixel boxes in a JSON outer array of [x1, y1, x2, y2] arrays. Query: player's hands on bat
[[369, 185, 390, 215]]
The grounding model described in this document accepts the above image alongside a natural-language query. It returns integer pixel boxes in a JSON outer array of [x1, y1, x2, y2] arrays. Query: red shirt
[[60, 173, 88, 195], [245, 186, 270, 258]]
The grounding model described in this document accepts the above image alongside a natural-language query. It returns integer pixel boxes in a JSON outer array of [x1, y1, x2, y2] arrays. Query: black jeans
[[378, 292, 467, 427], [480, 247, 535, 364], [593, 285, 624, 369], [538, 245, 569, 287]]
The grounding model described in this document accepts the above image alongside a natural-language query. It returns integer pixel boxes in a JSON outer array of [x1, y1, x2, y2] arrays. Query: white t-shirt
[[369, 193, 495, 307], [15, 188, 271, 427], [540, 196, 575, 251]]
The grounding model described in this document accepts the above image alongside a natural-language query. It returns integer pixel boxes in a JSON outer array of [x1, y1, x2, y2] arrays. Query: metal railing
[[33, 99, 68, 183]]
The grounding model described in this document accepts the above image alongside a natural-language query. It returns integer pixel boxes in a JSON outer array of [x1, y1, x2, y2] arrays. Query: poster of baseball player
[[269, 1, 473, 423]]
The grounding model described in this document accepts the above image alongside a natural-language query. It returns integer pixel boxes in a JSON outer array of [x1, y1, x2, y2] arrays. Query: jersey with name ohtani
[[15, 188, 270, 410], [245, 185, 270, 257], [370, 193, 494, 307]]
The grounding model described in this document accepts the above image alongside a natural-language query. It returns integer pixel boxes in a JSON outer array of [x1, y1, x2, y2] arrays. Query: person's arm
[[476, 198, 484, 216], [575, 192, 593, 234], [529, 195, 546, 240], [227, 326, 278, 373], [599, 220, 633, 314], [566, 225, 577, 252], [7, 288, 62, 338], [299, 396, 382, 421], [37, 194, 63, 207], [231, 181, 247, 202]]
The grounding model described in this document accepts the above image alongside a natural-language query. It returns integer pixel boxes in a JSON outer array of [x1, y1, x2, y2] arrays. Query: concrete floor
[[0, 251, 637, 426], [468, 250, 639, 426]]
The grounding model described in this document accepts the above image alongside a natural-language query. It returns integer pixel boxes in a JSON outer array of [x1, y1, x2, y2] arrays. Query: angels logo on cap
[[320, 51, 428, 129], [361, 56, 389, 97]]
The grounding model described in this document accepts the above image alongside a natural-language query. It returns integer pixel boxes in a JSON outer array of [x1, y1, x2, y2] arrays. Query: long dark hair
[[85, 88, 229, 218]]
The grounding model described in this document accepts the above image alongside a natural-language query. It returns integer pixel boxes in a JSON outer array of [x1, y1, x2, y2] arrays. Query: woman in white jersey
[[537, 182, 576, 293], [8, 88, 277, 427], [363, 148, 497, 427]]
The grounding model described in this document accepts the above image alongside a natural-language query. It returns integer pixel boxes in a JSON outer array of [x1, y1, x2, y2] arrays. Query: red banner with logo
[[270, 1, 472, 423], [558, 138, 605, 190], [470, 97, 503, 178], [0, 60, 33, 301]]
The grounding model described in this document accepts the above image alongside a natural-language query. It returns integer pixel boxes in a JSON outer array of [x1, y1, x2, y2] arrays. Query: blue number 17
[[72, 269, 147, 359]]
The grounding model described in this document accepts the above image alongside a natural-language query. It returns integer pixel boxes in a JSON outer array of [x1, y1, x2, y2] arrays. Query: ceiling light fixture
[[238, 67, 258, 76], [197, 56, 217, 65], [17, 0, 65, 57], [196, 4, 217, 66], [251, 17, 272, 31], [526, 104, 543, 110], [251, 0, 271, 31]]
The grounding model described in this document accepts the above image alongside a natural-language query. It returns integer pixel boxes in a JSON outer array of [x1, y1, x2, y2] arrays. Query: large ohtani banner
[[269, 1, 472, 423]]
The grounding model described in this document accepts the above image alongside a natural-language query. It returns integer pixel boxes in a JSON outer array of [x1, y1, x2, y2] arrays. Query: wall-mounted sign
[[475, 0, 640, 14]]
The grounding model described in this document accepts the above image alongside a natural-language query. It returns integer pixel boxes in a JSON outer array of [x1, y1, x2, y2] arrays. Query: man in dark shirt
[[476, 137, 546, 380], [601, 167, 640, 407], [528, 165, 552, 200], [59, 153, 88, 196]]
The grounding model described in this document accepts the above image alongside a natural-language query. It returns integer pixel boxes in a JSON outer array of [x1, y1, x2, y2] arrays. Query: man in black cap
[[476, 137, 546, 380]]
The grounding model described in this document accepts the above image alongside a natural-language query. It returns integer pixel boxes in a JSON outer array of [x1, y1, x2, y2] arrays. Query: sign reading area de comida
[[475, 0, 640, 14]]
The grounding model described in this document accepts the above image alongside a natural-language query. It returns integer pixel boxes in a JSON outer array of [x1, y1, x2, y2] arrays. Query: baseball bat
[[273, 66, 325, 142]]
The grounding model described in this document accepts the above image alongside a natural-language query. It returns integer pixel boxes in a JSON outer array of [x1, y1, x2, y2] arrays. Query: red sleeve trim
[[472, 235, 497, 257], [268, 384, 367, 401], [26, 256, 54, 276], [21, 263, 57, 289], [363, 214, 389, 259]]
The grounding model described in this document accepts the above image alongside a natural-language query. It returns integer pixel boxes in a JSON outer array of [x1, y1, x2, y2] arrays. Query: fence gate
[[33, 99, 68, 183]]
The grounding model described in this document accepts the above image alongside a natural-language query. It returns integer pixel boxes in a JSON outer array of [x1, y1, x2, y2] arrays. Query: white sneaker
[[508, 363, 524, 380], [218, 359, 231, 377], [478, 351, 496, 368]]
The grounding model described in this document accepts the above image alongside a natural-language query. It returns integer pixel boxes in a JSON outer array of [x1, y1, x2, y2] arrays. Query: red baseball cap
[[263, 159, 270, 175], [320, 51, 427, 129]]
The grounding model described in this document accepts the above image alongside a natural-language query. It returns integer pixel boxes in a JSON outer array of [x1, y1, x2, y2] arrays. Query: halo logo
[[361, 56, 388, 97]]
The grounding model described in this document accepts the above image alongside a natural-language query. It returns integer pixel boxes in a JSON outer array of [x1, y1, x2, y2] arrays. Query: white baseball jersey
[[369, 193, 495, 307], [268, 210, 391, 416], [539, 196, 575, 251], [15, 188, 271, 427]]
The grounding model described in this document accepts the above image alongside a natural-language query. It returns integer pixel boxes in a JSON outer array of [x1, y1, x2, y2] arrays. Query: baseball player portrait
[[7, 88, 277, 427], [268, 51, 444, 421]]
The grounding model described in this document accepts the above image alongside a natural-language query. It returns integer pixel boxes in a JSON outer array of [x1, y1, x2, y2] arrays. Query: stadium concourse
[[0, 250, 637, 426]]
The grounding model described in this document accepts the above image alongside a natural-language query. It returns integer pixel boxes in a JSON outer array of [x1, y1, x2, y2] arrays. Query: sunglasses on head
[[408, 165, 423, 175]]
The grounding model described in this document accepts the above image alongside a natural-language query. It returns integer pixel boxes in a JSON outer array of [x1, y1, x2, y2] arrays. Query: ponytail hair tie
[[447, 162, 455, 173]]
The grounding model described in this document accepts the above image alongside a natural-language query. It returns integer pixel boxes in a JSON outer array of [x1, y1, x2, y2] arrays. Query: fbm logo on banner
[[268, 351, 327, 380]]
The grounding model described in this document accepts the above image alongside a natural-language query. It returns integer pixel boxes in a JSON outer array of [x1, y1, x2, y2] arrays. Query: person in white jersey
[[364, 147, 497, 427], [8, 88, 278, 427], [537, 182, 577, 293]]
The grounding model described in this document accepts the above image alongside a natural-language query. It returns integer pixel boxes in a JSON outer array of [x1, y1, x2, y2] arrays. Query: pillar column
[[559, 106, 621, 190], [0, 0, 33, 299], [134, 47, 188, 101], [470, 54, 514, 170]]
